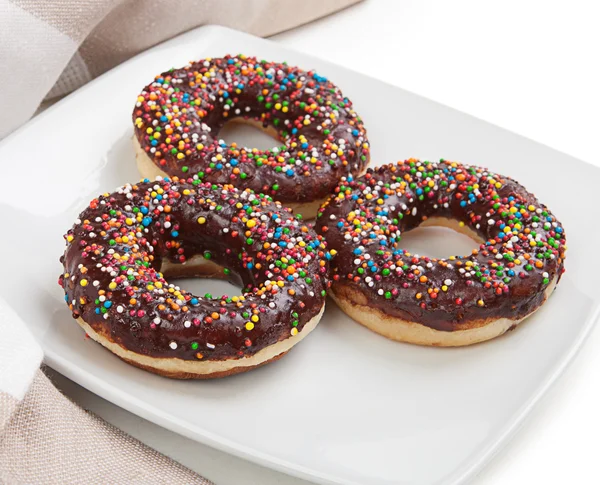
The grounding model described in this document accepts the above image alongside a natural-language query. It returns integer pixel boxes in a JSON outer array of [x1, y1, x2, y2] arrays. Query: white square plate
[[1, 26, 598, 485]]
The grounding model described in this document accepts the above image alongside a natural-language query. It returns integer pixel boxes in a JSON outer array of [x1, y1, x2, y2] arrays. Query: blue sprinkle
[[230, 159, 238, 166], [190, 298, 199, 305], [301, 142, 308, 149], [291, 128, 298, 134], [370, 266, 378, 273], [157, 78, 164, 84], [216, 163, 223, 170], [227, 59, 235, 64], [156, 195, 162, 201], [353, 248, 362, 255], [223, 92, 229, 98], [416, 188, 423, 195], [151, 139, 158, 146], [337, 221, 344, 228], [286, 169, 294, 177], [352, 129, 359, 136], [104, 301, 112, 309], [278, 241, 287, 247], [143, 178, 150, 183], [142, 217, 152, 227], [140, 206, 148, 215], [171, 230, 179, 237], [287, 275, 295, 281], [160, 115, 168, 122], [556, 227, 563, 233], [460, 201, 467, 207], [95, 308, 101, 314], [247, 263, 253, 269]]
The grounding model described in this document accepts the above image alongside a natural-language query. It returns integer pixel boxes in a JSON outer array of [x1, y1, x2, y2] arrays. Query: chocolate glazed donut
[[59, 178, 330, 378], [132, 54, 370, 218], [317, 159, 566, 346]]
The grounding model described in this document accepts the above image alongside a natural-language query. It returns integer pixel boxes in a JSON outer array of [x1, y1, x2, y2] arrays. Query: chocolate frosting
[[132, 54, 369, 204], [317, 160, 566, 331], [59, 179, 330, 361]]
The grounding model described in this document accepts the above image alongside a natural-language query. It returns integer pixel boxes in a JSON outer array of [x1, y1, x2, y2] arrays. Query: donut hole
[[400, 219, 484, 259], [168, 277, 240, 301], [218, 118, 280, 151], [160, 254, 244, 299]]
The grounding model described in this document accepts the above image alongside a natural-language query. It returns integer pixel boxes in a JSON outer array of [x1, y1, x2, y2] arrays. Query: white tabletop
[[50, 1, 600, 483]]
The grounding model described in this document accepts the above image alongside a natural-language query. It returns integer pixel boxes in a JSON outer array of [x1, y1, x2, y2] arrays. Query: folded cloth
[[0, 300, 212, 484], [0, 0, 360, 139]]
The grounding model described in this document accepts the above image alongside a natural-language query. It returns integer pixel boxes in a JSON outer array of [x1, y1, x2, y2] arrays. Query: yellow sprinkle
[[197, 217, 206, 224], [108, 282, 117, 290], [80, 279, 88, 287], [245, 322, 254, 331], [251, 315, 259, 323], [291, 328, 298, 336]]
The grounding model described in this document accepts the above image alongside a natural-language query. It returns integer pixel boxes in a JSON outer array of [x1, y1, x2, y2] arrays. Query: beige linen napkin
[[0, 299, 211, 484], [1, 369, 212, 484], [0, 0, 360, 482], [0, 0, 360, 139]]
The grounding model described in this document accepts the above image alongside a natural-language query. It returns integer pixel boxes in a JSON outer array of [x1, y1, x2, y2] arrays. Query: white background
[[48, 1, 600, 483]]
